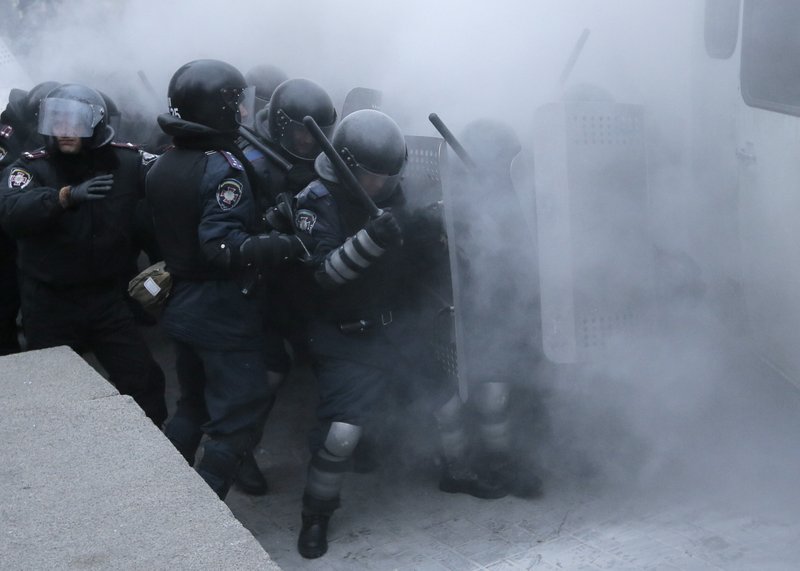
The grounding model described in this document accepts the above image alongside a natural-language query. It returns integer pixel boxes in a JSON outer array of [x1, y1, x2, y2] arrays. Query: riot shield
[[439, 137, 541, 400], [341, 87, 382, 119], [401, 135, 462, 395], [534, 101, 653, 364]]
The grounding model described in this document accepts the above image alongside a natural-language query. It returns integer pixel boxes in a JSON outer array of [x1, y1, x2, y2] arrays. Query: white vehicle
[[534, 1, 800, 390]]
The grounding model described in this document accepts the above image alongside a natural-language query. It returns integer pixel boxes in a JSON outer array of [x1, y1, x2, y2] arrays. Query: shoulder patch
[[111, 141, 140, 151], [0, 125, 13, 139], [295, 209, 317, 234], [219, 150, 244, 171], [216, 178, 244, 210], [22, 149, 48, 160], [8, 167, 33, 189]]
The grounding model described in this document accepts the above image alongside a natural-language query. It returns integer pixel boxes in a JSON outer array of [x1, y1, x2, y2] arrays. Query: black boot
[[439, 459, 508, 499], [298, 512, 330, 559], [481, 454, 543, 499], [234, 451, 269, 496]]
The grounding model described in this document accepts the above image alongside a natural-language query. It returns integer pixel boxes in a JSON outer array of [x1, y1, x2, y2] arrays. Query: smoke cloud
[[4, 0, 799, 517]]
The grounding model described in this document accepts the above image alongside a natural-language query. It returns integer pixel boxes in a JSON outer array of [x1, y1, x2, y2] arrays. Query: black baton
[[302, 115, 383, 218], [428, 113, 477, 171], [238, 126, 293, 172]]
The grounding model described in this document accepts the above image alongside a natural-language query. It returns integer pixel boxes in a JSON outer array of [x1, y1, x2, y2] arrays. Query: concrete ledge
[[0, 347, 280, 570]]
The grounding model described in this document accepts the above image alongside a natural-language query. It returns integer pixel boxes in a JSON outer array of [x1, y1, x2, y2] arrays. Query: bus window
[[741, 0, 800, 116], [705, 0, 740, 59]]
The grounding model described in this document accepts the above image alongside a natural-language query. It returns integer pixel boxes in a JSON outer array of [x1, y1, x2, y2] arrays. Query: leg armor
[[473, 382, 512, 457], [303, 421, 362, 515]]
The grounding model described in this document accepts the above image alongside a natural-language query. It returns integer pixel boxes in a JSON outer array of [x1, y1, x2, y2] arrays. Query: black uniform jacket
[[0, 142, 153, 286]]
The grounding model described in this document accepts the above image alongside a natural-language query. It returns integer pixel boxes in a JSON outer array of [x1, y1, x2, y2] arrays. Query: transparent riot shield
[[534, 101, 653, 364], [439, 141, 541, 400]]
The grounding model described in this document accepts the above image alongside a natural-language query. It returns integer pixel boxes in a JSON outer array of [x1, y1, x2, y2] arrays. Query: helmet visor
[[352, 161, 404, 201], [222, 85, 256, 129], [277, 112, 333, 160], [38, 98, 103, 138]]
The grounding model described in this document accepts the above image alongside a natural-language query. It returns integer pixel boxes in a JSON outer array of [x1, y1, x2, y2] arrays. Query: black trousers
[[20, 276, 167, 426], [163, 340, 276, 498], [0, 263, 20, 356]]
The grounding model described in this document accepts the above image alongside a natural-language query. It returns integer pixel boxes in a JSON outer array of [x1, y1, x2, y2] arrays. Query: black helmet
[[98, 91, 122, 133], [459, 118, 521, 170], [266, 78, 337, 161], [315, 109, 406, 201], [245, 64, 289, 109], [38, 83, 114, 150], [24, 81, 59, 126], [167, 59, 250, 133]]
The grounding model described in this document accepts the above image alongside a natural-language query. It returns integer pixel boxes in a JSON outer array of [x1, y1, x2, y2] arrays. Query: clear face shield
[[222, 85, 256, 129], [341, 147, 406, 201], [275, 108, 333, 160], [38, 98, 104, 138]]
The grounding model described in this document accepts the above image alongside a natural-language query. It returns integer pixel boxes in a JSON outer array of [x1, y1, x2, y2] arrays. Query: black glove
[[364, 209, 403, 248], [239, 231, 307, 269], [264, 192, 294, 233], [69, 174, 114, 205]]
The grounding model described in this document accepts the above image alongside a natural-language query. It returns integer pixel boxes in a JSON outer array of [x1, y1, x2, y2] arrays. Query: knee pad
[[305, 422, 362, 502], [473, 383, 512, 454], [434, 393, 464, 429], [434, 394, 468, 461], [472, 382, 510, 418], [322, 421, 362, 459]]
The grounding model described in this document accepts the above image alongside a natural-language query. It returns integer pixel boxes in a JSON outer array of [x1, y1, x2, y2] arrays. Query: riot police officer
[[438, 118, 544, 499], [0, 83, 167, 425], [244, 63, 289, 113], [0, 81, 59, 355], [232, 77, 338, 496], [247, 77, 337, 205], [146, 59, 308, 500], [294, 109, 447, 558]]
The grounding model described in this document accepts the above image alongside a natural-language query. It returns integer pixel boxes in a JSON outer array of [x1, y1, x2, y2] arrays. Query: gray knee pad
[[435, 393, 464, 429], [305, 422, 362, 502], [435, 394, 468, 462], [322, 421, 362, 458], [472, 382, 510, 417], [473, 382, 512, 454]]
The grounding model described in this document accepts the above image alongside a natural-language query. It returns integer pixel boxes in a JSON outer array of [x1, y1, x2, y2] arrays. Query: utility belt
[[336, 310, 394, 334]]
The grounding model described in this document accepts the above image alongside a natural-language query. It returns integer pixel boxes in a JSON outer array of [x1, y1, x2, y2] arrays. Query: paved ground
[[146, 311, 800, 570]]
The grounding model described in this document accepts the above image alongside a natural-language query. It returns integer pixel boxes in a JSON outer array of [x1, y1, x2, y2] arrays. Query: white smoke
[[4, 0, 799, 511]]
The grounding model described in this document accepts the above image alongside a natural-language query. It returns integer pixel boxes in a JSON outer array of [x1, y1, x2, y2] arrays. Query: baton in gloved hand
[[302, 115, 383, 218]]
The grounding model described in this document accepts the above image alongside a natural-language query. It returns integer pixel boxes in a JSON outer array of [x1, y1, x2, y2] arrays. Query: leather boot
[[481, 453, 544, 499], [297, 512, 330, 559], [438, 458, 508, 499], [234, 451, 269, 496]]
